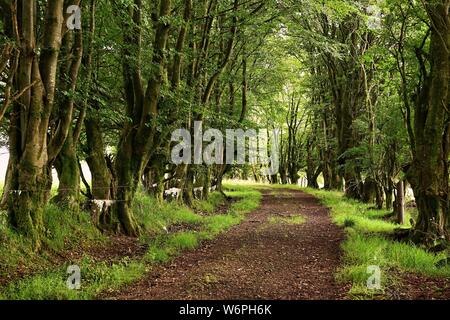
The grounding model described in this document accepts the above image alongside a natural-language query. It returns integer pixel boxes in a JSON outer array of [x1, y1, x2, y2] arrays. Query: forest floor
[[105, 188, 350, 300], [2, 185, 448, 300]]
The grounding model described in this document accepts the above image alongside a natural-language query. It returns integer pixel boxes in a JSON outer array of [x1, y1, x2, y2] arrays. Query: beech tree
[[405, 0, 450, 244], [0, 0, 82, 249]]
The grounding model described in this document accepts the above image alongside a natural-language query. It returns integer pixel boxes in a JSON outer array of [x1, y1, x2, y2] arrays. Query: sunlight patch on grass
[[268, 215, 305, 225], [203, 273, 220, 284]]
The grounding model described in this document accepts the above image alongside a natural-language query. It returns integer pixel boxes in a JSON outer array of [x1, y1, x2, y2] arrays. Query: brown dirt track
[[105, 188, 350, 300]]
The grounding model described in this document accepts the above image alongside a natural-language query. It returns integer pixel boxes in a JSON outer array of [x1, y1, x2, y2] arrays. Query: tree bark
[[7, 0, 65, 249], [53, 128, 80, 210], [113, 0, 172, 235], [53, 14, 83, 209], [397, 181, 405, 225], [84, 117, 114, 227], [407, 0, 450, 244]]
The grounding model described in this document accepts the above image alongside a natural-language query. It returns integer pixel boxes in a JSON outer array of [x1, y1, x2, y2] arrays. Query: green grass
[[2, 257, 147, 300], [192, 192, 225, 213], [304, 187, 450, 299], [144, 243, 172, 264], [268, 215, 305, 225], [0, 184, 262, 300], [0, 204, 106, 283], [43, 204, 105, 251], [304, 189, 405, 234], [168, 232, 198, 250], [133, 192, 203, 234]]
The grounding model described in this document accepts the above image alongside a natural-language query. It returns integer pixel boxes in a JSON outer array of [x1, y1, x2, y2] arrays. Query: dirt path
[[106, 188, 350, 300]]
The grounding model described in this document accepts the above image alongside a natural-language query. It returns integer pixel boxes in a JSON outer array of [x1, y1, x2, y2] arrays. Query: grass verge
[[304, 188, 450, 299]]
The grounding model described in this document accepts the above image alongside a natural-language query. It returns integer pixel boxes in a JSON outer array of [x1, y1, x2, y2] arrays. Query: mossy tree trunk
[[144, 152, 167, 203], [114, 137, 142, 236], [407, 0, 450, 244], [79, 0, 115, 227], [8, 160, 48, 249], [53, 1, 85, 210], [54, 130, 80, 211], [330, 164, 343, 191], [182, 166, 195, 207], [85, 116, 114, 227], [112, 0, 173, 235], [319, 17, 369, 200], [362, 178, 377, 204], [202, 165, 212, 200], [385, 183, 394, 211], [5, 0, 70, 249]]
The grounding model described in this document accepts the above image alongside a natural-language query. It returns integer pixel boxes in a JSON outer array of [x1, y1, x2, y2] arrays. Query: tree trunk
[[6, 0, 66, 249], [280, 169, 288, 185], [362, 177, 377, 204], [149, 159, 166, 203], [397, 181, 405, 225], [322, 160, 331, 190], [407, 0, 450, 244], [385, 183, 394, 211], [53, 130, 79, 210], [307, 169, 320, 189], [202, 166, 211, 200], [113, 136, 142, 236], [8, 164, 48, 249], [344, 171, 362, 200], [0, 159, 14, 209], [111, 0, 172, 233], [85, 117, 113, 227], [375, 183, 384, 210], [183, 166, 195, 206], [330, 161, 343, 191]]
